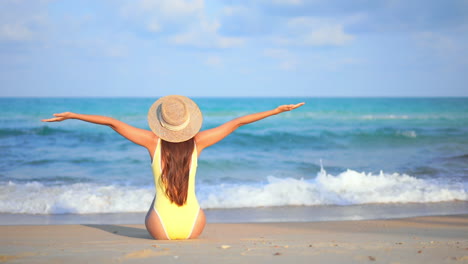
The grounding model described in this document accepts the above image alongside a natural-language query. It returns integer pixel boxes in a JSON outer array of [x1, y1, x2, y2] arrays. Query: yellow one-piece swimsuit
[[151, 139, 200, 240]]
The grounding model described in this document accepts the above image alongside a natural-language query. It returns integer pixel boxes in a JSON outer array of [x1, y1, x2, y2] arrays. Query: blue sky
[[1, 0, 467, 97]]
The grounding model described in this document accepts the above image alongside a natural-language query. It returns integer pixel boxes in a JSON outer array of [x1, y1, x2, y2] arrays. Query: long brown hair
[[160, 138, 195, 206]]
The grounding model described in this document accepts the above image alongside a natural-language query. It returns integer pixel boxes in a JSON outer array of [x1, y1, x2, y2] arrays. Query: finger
[[295, 102, 305, 107], [41, 117, 60, 122], [291, 102, 305, 109]]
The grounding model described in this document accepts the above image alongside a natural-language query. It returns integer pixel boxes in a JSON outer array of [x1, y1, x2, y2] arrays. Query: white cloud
[[0, 23, 33, 41], [279, 59, 297, 70], [277, 17, 355, 47], [124, 0, 204, 18], [271, 37, 293, 46], [303, 24, 354, 46], [222, 6, 249, 16], [413, 31, 468, 67], [205, 55, 222, 67], [270, 0, 303, 5], [147, 19, 162, 33], [139, 0, 204, 17], [169, 19, 245, 48], [0, 0, 50, 42], [415, 31, 456, 52], [217, 36, 245, 48], [325, 57, 362, 71], [120, 0, 245, 49], [104, 44, 128, 58], [263, 48, 297, 70], [263, 48, 290, 58], [121, 0, 204, 33]]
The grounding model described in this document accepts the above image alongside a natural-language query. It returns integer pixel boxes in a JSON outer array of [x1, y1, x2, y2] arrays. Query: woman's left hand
[[275, 102, 305, 113]]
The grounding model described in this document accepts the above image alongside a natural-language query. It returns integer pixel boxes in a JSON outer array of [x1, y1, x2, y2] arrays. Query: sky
[[0, 0, 467, 97]]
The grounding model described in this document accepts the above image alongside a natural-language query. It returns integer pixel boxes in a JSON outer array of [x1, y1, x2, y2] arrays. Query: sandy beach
[[1, 214, 467, 263]]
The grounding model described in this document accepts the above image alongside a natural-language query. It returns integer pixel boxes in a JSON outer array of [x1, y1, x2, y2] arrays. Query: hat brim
[[148, 95, 203, 143]]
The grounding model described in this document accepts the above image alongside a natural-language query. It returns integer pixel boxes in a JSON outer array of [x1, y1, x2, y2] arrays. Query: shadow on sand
[[83, 224, 153, 240]]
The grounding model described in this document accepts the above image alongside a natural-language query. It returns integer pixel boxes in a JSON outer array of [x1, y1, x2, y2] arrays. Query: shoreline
[[1, 201, 467, 225], [1, 214, 467, 263]]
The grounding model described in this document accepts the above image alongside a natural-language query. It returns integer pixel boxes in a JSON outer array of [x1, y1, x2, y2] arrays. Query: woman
[[42, 95, 304, 240]]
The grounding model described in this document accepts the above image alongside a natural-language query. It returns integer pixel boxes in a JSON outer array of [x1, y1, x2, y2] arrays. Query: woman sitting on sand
[[42, 95, 304, 240]]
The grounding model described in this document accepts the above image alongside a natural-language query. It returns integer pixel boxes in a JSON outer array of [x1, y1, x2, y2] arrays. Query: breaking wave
[[0, 167, 465, 214]]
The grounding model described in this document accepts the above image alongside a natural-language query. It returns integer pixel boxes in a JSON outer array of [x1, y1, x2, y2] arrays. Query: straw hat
[[148, 95, 203, 143]]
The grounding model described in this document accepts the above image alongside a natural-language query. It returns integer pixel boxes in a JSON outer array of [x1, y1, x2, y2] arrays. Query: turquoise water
[[0, 97, 467, 214]]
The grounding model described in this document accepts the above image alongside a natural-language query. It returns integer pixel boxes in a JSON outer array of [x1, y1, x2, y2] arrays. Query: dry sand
[[1, 214, 467, 263]]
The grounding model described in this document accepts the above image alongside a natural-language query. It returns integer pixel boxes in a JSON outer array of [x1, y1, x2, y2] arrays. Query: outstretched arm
[[42, 112, 156, 151], [195, 102, 304, 153]]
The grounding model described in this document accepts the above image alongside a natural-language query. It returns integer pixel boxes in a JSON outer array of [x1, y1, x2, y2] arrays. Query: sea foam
[[0, 182, 154, 214], [199, 168, 466, 208], [0, 168, 466, 214]]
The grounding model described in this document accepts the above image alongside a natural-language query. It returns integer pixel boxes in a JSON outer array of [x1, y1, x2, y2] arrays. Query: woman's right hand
[[41, 112, 75, 122]]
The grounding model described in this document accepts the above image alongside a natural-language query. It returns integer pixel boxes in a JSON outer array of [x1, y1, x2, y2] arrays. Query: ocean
[[0, 97, 467, 223]]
